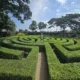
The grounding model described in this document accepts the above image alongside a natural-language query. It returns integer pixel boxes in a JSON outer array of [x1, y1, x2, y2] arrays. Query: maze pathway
[[1, 36, 80, 79], [35, 52, 48, 80]]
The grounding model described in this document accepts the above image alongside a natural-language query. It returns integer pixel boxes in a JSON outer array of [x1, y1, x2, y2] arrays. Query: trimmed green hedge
[[18, 37, 35, 43], [0, 46, 39, 80], [45, 43, 80, 80], [63, 44, 80, 51], [45, 43, 60, 80], [1, 36, 80, 80], [11, 38, 44, 46], [63, 39, 80, 51], [2, 40, 31, 51], [0, 47, 23, 59], [54, 43, 80, 62], [61, 39, 74, 46]]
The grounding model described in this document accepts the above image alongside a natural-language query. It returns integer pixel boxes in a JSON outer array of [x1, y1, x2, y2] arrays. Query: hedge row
[[54, 43, 80, 62], [45, 43, 80, 80], [18, 37, 35, 43], [2, 40, 31, 52], [45, 43, 60, 80], [61, 39, 74, 46], [0, 46, 23, 59], [0, 46, 39, 80], [63, 44, 80, 51], [63, 39, 80, 51], [11, 38, 44, 46], [43, 37, 54, 42]]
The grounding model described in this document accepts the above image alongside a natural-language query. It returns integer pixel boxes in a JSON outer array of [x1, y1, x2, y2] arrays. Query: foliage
[[0, 36, 39, 80], [0, 46, 23, 59], [0, 14, 16, 37], [0, 0, 32, 37], [1, 36, 80, 80], [38, 22, 46, 30], [0, 0, 32, 23], [45, 38, 80, 80], [29, 20, 37, 31], [48, 13, 80, 37], [17, 32, 25, 36]]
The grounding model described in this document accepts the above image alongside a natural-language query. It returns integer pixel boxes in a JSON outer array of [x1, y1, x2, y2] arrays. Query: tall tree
[[65, 14, 80, 34], [38, 22, 46, 32], [29, 20, 37, 31], [6, 19, 16, 32], [0, 16, 16, 37], [0, 0, 32, 36], [0, 0, 32, 23], [19, 29, 24, 33], [24, 29, 28, 34], [48, 13, 80, 37]]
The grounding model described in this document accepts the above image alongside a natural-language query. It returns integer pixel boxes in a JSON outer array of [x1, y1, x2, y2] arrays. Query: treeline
[[0, 1, 80, 38], [28, 13, 80, 38], [16, 31, 77, 38], [48, 14, 80, 37]]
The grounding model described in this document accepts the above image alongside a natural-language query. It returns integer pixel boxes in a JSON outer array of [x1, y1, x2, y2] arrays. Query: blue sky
[[11, 0, 80, 31]]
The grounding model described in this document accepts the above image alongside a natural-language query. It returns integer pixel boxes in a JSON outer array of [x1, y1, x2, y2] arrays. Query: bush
[[1, 35, 80, 80], [0, 47, 23, 59], [54, 43, 80, 62], [17, 32, 25, 36], [0, 46, 39, 80]]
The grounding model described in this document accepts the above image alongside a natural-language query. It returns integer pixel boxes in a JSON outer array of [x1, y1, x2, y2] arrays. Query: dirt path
[[35, 52, 49, 80]]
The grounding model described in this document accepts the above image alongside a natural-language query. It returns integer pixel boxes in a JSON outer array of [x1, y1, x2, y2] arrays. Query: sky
[[11, 0, 80, 31]]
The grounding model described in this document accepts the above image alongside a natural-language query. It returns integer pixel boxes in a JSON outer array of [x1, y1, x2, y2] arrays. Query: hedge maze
[[0, 35, 80, 80]]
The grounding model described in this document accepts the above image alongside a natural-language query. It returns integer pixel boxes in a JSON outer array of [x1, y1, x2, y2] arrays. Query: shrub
[[17, 32, 25, 36], [0, 47, 23, 59]]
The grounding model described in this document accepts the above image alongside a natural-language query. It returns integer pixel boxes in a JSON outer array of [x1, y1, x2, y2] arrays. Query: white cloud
[[56, 0, 67, 5], [37, 26, 61, 32], [30, 0, 49, 21], [71, 2, 75, 5], [56, 9, 60, 12], [56, 11, 80, 18], [43, 7, 48, 11]]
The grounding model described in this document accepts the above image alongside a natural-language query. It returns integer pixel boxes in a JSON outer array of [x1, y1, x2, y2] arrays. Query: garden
[[0, 0, 80, 80], [0, 35, 80, 80]]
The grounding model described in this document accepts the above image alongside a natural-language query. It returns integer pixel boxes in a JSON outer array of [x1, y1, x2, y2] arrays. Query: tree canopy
[[0, 15, 16, 37], [0, 14, 16, 32], [6, 18, 16, 32], [48, 13, 80, 32], [0, 0, 32, 23], [29, 20, 37, 31], [38, 22, 46, 30], [0, 0, 32, 37]]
